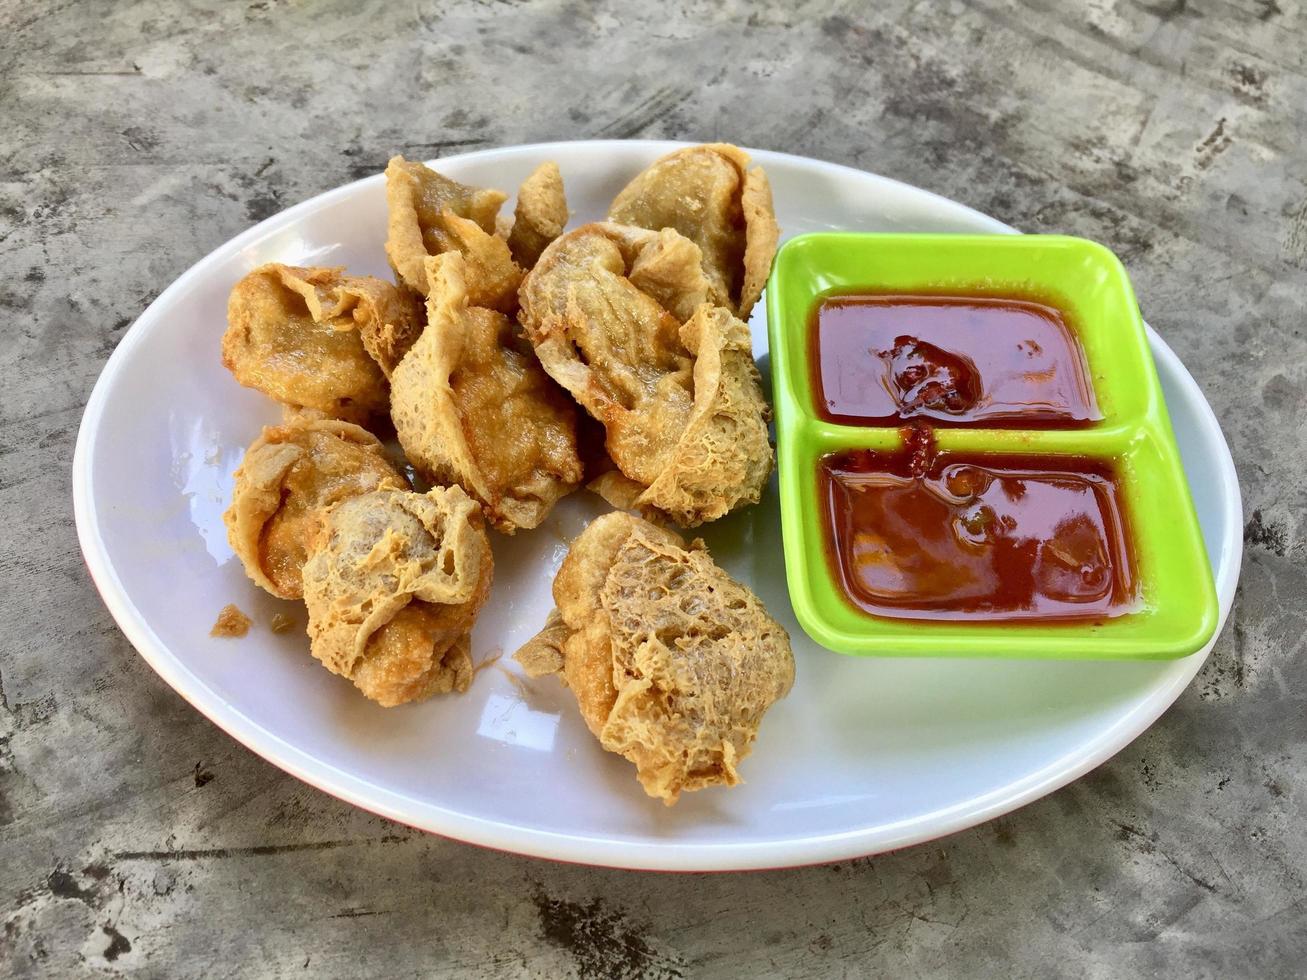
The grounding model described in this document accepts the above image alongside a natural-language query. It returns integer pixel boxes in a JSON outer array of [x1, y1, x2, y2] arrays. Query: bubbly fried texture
[[222, 264, 415, 422], [607, 143, 780, 320], [384, 156, 514, 302], [223, 418, 407, 599], [507, 161, 568, 269], [301, 486, 492, 707], [632, 303, 772, 523], [337, 276, 426, 378], [442, 211, 525, 313], [515, 512, 794, 804], [519, 223, 771, 526], [390, 253, 583, 532]]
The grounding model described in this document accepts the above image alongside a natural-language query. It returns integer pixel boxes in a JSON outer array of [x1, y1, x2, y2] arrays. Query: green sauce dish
[[766, 232, 1218, 660]]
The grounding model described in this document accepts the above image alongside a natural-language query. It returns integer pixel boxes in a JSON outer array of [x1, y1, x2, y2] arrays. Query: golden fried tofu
[[608, 143, 779, 321], [515, 512, 794, 804], [301, 486, 493, 707], [519, 223, 772, 527], [223, 418, 407, 599], [390, 253, 583, 533], [222, 264, 421, 420], [506, 161, 568, 269], [384, 155, 520, 308]]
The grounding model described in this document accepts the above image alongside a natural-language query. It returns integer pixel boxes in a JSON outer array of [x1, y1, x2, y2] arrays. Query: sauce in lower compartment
[[811, 294, 1101, 426], [821, 434, 1137, 622]]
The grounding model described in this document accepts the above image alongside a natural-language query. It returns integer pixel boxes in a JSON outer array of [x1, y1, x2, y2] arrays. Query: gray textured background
[[2, 0, 1305, 977]]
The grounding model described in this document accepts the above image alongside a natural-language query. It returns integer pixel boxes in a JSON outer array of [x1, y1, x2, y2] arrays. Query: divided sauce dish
[[767, 232, 1218, 660]]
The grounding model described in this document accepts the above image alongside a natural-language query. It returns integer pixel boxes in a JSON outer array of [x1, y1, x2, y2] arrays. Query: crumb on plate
[[211, 604, 253, 638]]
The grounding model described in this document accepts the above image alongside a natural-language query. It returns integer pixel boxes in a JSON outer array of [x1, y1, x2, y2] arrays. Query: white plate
[[73, 141, 1242, 871]]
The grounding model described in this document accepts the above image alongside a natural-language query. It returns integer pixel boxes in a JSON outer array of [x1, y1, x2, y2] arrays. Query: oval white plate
[[73, 141, 1242, 871]]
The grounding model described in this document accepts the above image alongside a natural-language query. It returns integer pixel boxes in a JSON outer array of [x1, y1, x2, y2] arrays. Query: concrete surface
[[2, 0, 1305, 976]]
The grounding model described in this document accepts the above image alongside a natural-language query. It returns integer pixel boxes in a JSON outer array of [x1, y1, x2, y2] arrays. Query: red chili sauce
[[821, 430, 1136, 622], [810, 294, 1100, 427]]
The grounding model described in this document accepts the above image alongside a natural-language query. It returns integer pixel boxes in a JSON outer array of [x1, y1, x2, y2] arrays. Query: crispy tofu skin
[[301, 486, 493, 707], [384, 155, 513, 303], [223, 418, 407, 599], [607, 143, 779, 321], [519, 222, 771, 526], [222, 264, 419, 420], [515, 512, 794, 804], [336, 275, 426, 378], [389, 252, 582, 532], [507, 161, 569, 269]]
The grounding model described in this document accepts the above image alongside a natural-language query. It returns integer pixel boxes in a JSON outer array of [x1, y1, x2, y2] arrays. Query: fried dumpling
[[302, 486, 493, 707], [223, 418, 407, 599], [518, 222, 771, 527], [384, 155, 515, 304], [607, 143, 780, 321], [390, 253, 582, 532], [506, 161, 568, 269], [222, 264, 418, 421], [515, 512, 794, 804]]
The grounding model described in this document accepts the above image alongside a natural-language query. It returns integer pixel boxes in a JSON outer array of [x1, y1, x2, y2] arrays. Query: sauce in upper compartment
[[810, 294, 1101, 426], [821, 431, 1137, 622]]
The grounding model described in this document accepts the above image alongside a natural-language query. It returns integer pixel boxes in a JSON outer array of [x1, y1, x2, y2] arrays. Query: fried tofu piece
[[384, 155, 520, 308], [518, 222, 771, 527], [607, 143, 780, 321], [515, 512, 794, 804], [507, 161, 568, 269], [390, 253, 583, 533], [223, 418, 407, 599], [222, 264, 419, 422], [301, 486, 493, 706]]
